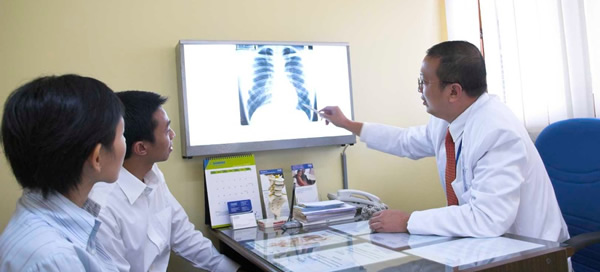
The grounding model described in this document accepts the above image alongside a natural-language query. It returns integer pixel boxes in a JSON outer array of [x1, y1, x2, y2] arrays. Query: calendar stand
[[203, 154, 263, 228]]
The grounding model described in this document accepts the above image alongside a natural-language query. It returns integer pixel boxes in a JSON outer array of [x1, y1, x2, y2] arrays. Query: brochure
[[291, 163, 319, 204]]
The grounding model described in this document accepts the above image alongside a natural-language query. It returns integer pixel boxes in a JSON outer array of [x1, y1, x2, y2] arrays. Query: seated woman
[[0, 74, 124, 271]]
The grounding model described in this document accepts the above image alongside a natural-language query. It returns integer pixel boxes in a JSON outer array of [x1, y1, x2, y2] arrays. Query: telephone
[[328, 189, 382, 208], [327, 189, 388, 220]]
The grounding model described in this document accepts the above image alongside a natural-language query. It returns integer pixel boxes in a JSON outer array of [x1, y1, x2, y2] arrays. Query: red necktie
[[445, 128, 459, 206]]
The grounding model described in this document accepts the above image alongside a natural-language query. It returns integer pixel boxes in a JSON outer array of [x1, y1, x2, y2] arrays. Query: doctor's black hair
[[426, 40, 488, 97], [1, 74, 123, 197]]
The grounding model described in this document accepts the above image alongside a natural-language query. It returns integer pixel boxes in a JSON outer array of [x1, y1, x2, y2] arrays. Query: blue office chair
[[535, 118, 600, 272]]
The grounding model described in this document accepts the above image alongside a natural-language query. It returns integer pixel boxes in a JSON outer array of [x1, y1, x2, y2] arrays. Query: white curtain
[[445, 0, 599, 136]]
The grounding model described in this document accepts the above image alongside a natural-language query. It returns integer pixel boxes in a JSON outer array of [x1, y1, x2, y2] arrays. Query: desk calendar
[[204, 154, 263, 228]]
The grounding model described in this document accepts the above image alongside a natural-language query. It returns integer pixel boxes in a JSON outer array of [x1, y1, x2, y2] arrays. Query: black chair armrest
[[563, 231, 600, 253]]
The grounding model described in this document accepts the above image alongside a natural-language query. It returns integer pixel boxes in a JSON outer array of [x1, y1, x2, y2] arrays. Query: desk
[[214, 221, 569, 272]]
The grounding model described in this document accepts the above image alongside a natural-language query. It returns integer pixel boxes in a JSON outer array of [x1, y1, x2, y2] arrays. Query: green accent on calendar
[[210, 167, 252, 174], [205, 155, 256, 170]]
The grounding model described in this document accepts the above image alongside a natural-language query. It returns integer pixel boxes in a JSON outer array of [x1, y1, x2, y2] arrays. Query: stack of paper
[[293, 200, 357, 226], [298, 200, 346, 211]]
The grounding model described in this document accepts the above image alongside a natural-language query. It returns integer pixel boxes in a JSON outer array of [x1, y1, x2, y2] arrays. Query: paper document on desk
[[404, 237, 543, 267], [359, 233, 450, 249], [329, 220, 372, 236], [244, 230, 354, 257], [274, 242, 408, 272]]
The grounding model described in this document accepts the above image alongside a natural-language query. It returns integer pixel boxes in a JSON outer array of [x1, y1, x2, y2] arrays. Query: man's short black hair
[[117, 90, 167, 159], [426, 41, 487, 97], [1, 74, 123, 197]]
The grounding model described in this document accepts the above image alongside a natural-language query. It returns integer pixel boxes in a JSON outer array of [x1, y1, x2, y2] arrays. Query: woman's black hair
[[1, 74, 123, 197]]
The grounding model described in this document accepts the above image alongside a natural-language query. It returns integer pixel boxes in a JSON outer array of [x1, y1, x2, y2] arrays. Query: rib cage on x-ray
[[282, 47, 313, 120], [239, 45, 318, 125], [246, 47, 274, 121]]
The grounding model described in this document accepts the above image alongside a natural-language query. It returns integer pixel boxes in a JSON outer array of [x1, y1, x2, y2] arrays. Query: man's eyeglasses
[[418, 77, 457, 92]]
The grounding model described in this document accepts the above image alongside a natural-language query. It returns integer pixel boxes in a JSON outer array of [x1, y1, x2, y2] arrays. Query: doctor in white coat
[[321, 41, 569, 243]]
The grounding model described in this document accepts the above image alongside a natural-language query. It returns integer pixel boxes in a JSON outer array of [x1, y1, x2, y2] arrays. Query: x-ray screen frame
[[176, 40, 356, 157]]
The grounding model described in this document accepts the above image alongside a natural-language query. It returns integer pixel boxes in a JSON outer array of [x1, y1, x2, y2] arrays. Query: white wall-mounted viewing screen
[[177, 40, 356, 157]]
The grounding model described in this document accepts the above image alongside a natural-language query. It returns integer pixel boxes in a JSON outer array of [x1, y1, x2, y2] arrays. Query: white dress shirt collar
[[448, 93, 490, 141], [117, 165, 160, 205]]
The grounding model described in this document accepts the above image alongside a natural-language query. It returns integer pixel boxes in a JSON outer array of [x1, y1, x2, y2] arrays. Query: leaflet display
[[291, 163, 319, 204]]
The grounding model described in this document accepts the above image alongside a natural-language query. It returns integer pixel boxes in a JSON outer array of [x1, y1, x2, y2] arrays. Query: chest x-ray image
[[238, 45, 319, 125], [177, 41, 354, 157]]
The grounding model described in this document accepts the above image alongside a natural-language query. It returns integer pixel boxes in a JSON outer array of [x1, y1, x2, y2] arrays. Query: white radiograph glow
[[181, 43, 353, 147]]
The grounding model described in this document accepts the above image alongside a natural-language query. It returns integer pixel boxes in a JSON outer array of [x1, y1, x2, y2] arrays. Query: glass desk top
[[214, 220, 568, 272]]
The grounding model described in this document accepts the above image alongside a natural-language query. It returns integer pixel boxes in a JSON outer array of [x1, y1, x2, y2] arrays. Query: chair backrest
[[535, 118, 600, 272]]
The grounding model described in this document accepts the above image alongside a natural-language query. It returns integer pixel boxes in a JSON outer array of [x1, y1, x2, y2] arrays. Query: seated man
[[90, 90, 239, 272]]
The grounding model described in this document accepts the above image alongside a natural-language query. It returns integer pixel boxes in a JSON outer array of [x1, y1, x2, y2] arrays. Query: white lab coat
[[360, 93, 569, 242]]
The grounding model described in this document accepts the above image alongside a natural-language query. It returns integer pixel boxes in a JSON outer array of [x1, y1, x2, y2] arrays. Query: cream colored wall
[[0, 0, 446, 270]]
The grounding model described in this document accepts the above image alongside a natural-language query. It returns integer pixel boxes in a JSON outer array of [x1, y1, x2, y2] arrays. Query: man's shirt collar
[[117, 166, 158, 205], [448, 93, 490, 141]]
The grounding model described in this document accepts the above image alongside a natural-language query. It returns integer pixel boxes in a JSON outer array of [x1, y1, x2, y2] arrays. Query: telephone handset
[[335, 189, 382, 207], [327, 189, 388, 219]]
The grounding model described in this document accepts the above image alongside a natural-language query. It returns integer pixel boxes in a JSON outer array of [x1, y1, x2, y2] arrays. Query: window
[[446, 0, 599, 136]]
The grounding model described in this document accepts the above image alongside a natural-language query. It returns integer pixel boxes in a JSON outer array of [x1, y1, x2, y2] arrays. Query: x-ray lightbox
[[176, 40, 356, 157]]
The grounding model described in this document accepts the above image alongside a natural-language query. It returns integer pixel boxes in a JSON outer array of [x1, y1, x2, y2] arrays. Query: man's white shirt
[[89, 164, 239, 272]]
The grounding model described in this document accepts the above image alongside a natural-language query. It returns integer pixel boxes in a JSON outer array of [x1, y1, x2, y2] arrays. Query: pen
[[300, 104, 324, 119]]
